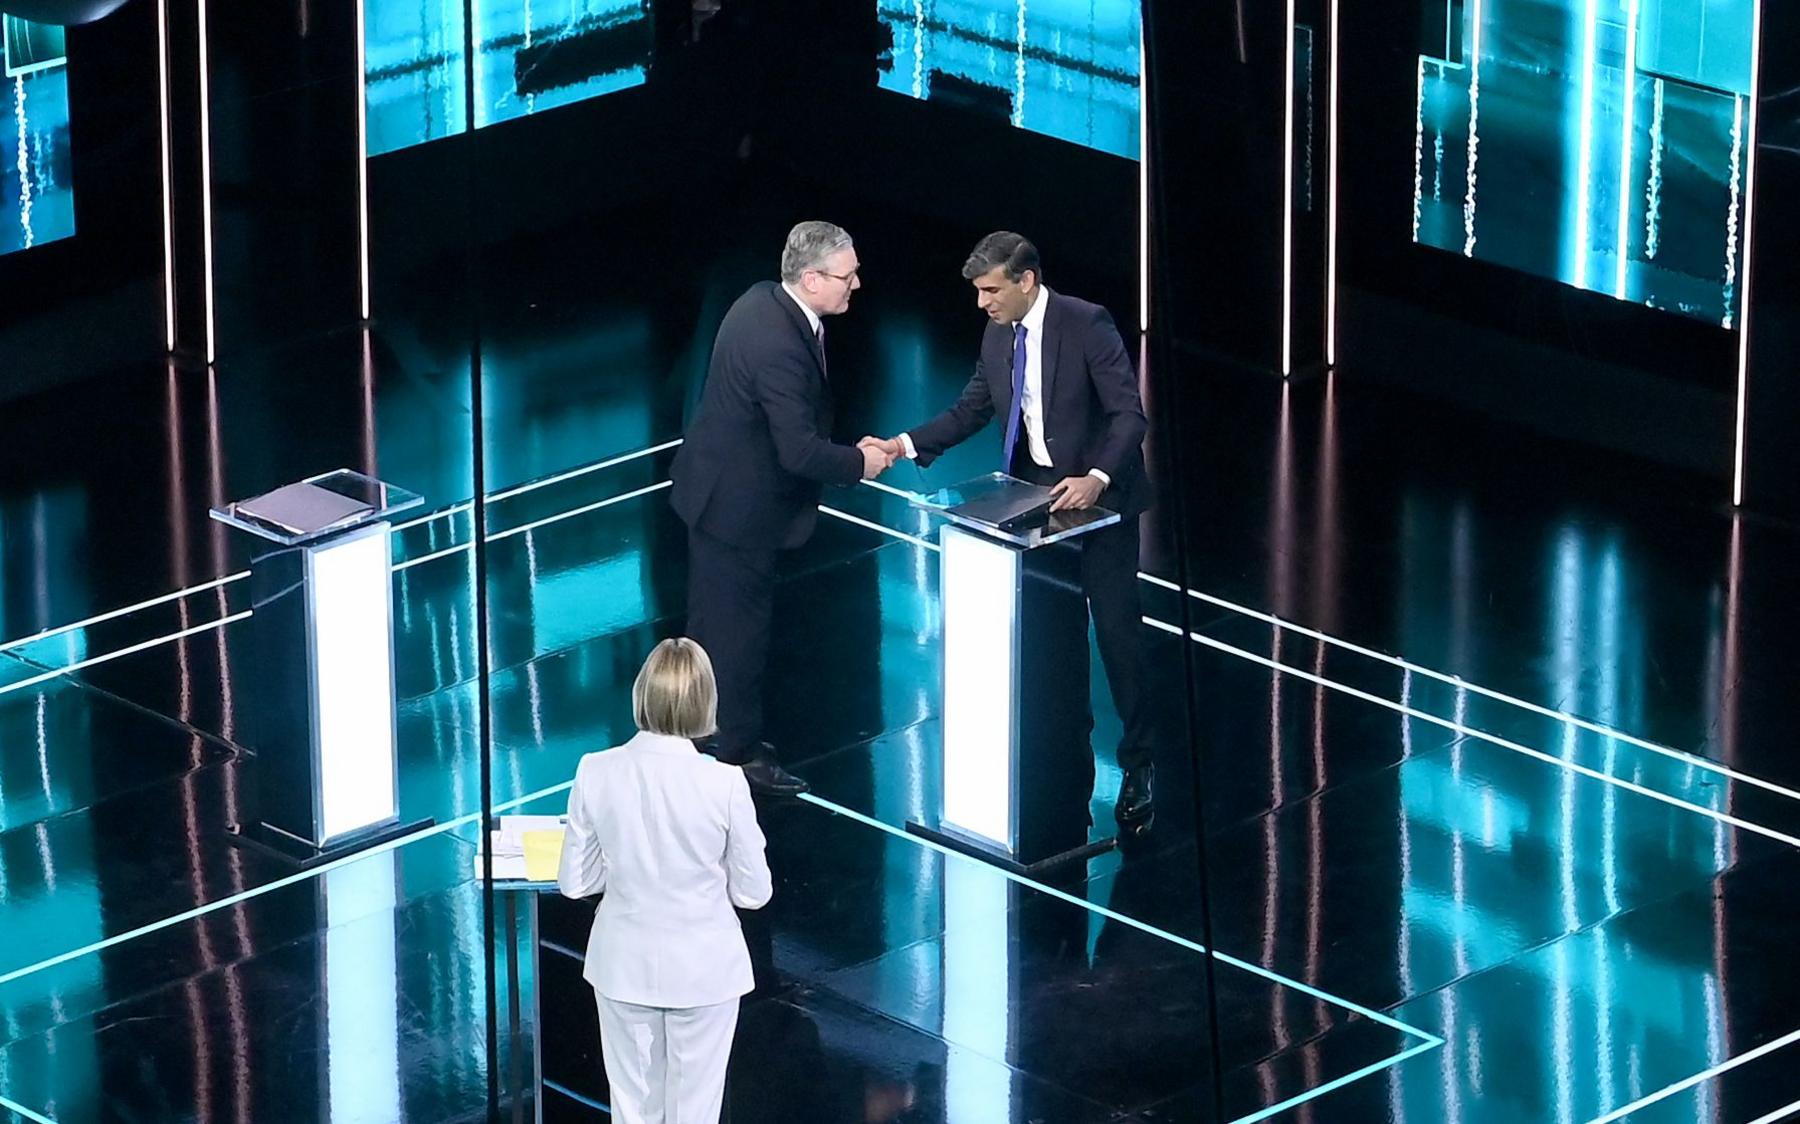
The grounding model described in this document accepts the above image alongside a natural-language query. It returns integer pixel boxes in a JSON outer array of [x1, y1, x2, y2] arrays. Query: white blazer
[[556, 731, 773, 1009]]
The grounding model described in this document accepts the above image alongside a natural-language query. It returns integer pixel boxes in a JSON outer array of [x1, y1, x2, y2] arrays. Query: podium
[[211, 469, 430, 866], [908, 473, 1121, 875]]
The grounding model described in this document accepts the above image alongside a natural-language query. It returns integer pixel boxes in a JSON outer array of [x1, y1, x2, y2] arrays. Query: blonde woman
[[557, 637, 773, 1124]]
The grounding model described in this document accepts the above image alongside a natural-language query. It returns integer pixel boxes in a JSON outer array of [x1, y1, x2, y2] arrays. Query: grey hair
[[962, 231, 1041, 284], [780, 221, 854, 284]]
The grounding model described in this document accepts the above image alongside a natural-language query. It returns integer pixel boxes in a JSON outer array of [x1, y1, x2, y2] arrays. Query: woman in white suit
[[557, 637, 773, 1124]]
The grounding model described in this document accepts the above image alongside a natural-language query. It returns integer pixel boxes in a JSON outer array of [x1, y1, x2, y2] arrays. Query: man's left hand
[[1048, 474, 1105, 512]]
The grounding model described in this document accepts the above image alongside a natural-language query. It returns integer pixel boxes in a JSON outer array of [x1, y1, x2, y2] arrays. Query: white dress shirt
[[900, 286, 1110, 486], [1014, 283, 1054, 468], [781, 282, 822, 337], [557, 731, 773, 1009]]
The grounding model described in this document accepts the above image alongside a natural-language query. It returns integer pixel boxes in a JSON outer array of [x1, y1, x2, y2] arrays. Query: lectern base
[[228, 816, 435, 870], [905, 820, 1116, 878]]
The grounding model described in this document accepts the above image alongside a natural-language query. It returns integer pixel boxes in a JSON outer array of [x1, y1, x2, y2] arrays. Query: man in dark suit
[[865, 231, 1157, 828], [672, 221, 894, 795]]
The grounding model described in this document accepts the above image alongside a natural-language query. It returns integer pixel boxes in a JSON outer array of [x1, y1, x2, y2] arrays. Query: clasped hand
[[856, 435, 904, 479], [1048, 474, 1104, 512]]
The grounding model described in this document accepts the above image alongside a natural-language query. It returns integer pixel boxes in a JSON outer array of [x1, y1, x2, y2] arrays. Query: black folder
[[947, 484, 1055, 532]]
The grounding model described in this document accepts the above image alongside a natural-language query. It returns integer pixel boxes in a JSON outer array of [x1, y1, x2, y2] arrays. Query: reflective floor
[[4, 122, 1800, 1124]]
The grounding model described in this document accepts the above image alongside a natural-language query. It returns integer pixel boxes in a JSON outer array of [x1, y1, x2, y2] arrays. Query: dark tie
[[1001, 324, 1028, 470], [815, 323, 827, 381]]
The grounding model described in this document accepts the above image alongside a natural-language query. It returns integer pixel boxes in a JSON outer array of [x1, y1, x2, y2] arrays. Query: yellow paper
[[522, 829, 566, 883]]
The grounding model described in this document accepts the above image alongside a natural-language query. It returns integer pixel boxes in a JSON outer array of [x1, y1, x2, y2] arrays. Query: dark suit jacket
[[907, 290, 1150, 518], [671, 281, 864, 549]]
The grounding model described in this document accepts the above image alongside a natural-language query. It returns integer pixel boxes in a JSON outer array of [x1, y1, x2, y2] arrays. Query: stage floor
[[2, 177, 1798, 1122]]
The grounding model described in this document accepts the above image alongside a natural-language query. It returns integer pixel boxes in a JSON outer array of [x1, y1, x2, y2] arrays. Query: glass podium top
[[910, 472, 1121, 548], [209, 469, 424, 545]]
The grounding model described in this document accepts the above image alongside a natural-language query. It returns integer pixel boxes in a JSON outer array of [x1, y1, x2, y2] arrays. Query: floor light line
[[800, 792, 1442, 1046], [0, 777, 577, 991], [1229, 1037, 1442, 1124], [0, 1095, 56, 1124], [843, 491, 1800, 812], [1144, 617, 1800, 850], [0, 612, 252, 700], [1746, 1095, 1800, 1124], [0, 572, 249, 655], [818, 506, 938, 552], [488, 481, 671, 542], [485, 439, 684, 504], [1586, 1024, 1800, 1123], [1153, 577, 1800, 805]]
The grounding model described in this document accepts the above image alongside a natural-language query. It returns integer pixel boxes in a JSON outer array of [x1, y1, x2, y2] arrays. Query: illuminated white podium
[[211, 469, 430, 867], [908, 473, 1119, 875]]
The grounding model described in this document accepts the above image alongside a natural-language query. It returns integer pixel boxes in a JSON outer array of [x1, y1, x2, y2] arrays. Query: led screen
[[877, 0, 1141, 161], [366, 0, 652, 156], [1412, 0, 1754, 325], [2, 16, 75, 257]]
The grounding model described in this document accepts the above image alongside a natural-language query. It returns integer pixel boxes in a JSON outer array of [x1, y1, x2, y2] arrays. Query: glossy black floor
[[6, 160, 1800, 1124]]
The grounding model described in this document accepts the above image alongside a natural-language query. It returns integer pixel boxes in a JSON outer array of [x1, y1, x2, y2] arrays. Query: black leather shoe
[[1115, 763, 1155, 825], [740, 755, 810, 796]]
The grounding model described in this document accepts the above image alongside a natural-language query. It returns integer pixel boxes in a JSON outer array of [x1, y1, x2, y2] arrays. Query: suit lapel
[[770, 283, 828, 384]]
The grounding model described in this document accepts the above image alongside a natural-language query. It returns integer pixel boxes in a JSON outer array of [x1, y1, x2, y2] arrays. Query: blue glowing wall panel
[[1412, 0, 1754, 325], [2, 17, 74, 257], [877, 0, 1140, 161], [366, 0, 651, 157]]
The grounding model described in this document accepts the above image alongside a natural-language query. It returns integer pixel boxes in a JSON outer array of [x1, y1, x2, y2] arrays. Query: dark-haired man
[[865, 231, 1156, 828]]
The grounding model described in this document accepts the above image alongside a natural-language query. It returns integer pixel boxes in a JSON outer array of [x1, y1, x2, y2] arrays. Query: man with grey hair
[[671, 220, 893, 795]]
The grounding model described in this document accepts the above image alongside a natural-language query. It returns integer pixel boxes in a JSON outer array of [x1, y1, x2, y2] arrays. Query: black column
[[1737, 10, 1800, 518], [1143, 0, 1326, 377], [203, 0, 364, 360]]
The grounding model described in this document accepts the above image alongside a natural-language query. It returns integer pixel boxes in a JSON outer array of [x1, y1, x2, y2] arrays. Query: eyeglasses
[[811, 268, 860, 285]]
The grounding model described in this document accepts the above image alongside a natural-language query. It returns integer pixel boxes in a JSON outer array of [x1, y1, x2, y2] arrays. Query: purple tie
[[1001, 324, 1028, 470], [815, 323, 827, 381]]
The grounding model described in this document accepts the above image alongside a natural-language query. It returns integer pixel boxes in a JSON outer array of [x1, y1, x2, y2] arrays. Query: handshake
[[855, 435, 906, 480]]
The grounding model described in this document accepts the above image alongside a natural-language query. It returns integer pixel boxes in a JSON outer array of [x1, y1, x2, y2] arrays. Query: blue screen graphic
[[2, 16, 75, 258], [1413, 0, 1755, 326], [877, 0, 1141, 161], [366, 0, 652, 157]]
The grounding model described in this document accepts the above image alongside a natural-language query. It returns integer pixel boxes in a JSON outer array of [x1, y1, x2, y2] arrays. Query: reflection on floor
[[1412, 0, 1753, 324], [4, 177, 1800, 1121]]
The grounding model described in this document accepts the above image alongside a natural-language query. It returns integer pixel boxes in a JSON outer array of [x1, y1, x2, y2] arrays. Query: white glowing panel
[[943, 857, 1013, 1122], [939, 526, 1018, 851], [325, 853, 402, 1124], [307, 524, 399, 843]]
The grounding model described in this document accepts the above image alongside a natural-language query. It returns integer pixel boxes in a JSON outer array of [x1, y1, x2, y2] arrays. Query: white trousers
[[595, 992, 741, 1124]]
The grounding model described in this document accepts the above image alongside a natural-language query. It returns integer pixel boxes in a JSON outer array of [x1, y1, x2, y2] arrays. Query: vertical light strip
[[1462, 0, 1482, 256], [355, 0, 370, 320], [1324, 0, 1338, 365], [1281, 0, 1295, 376], [196, 0, 218, 364], [1613, 0, 1640, 298], [1730, 0, 1761, 507], [1138, 32, 1149, 333], [156, 0, 176, 350], [1572, 0, 1598, 291]]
